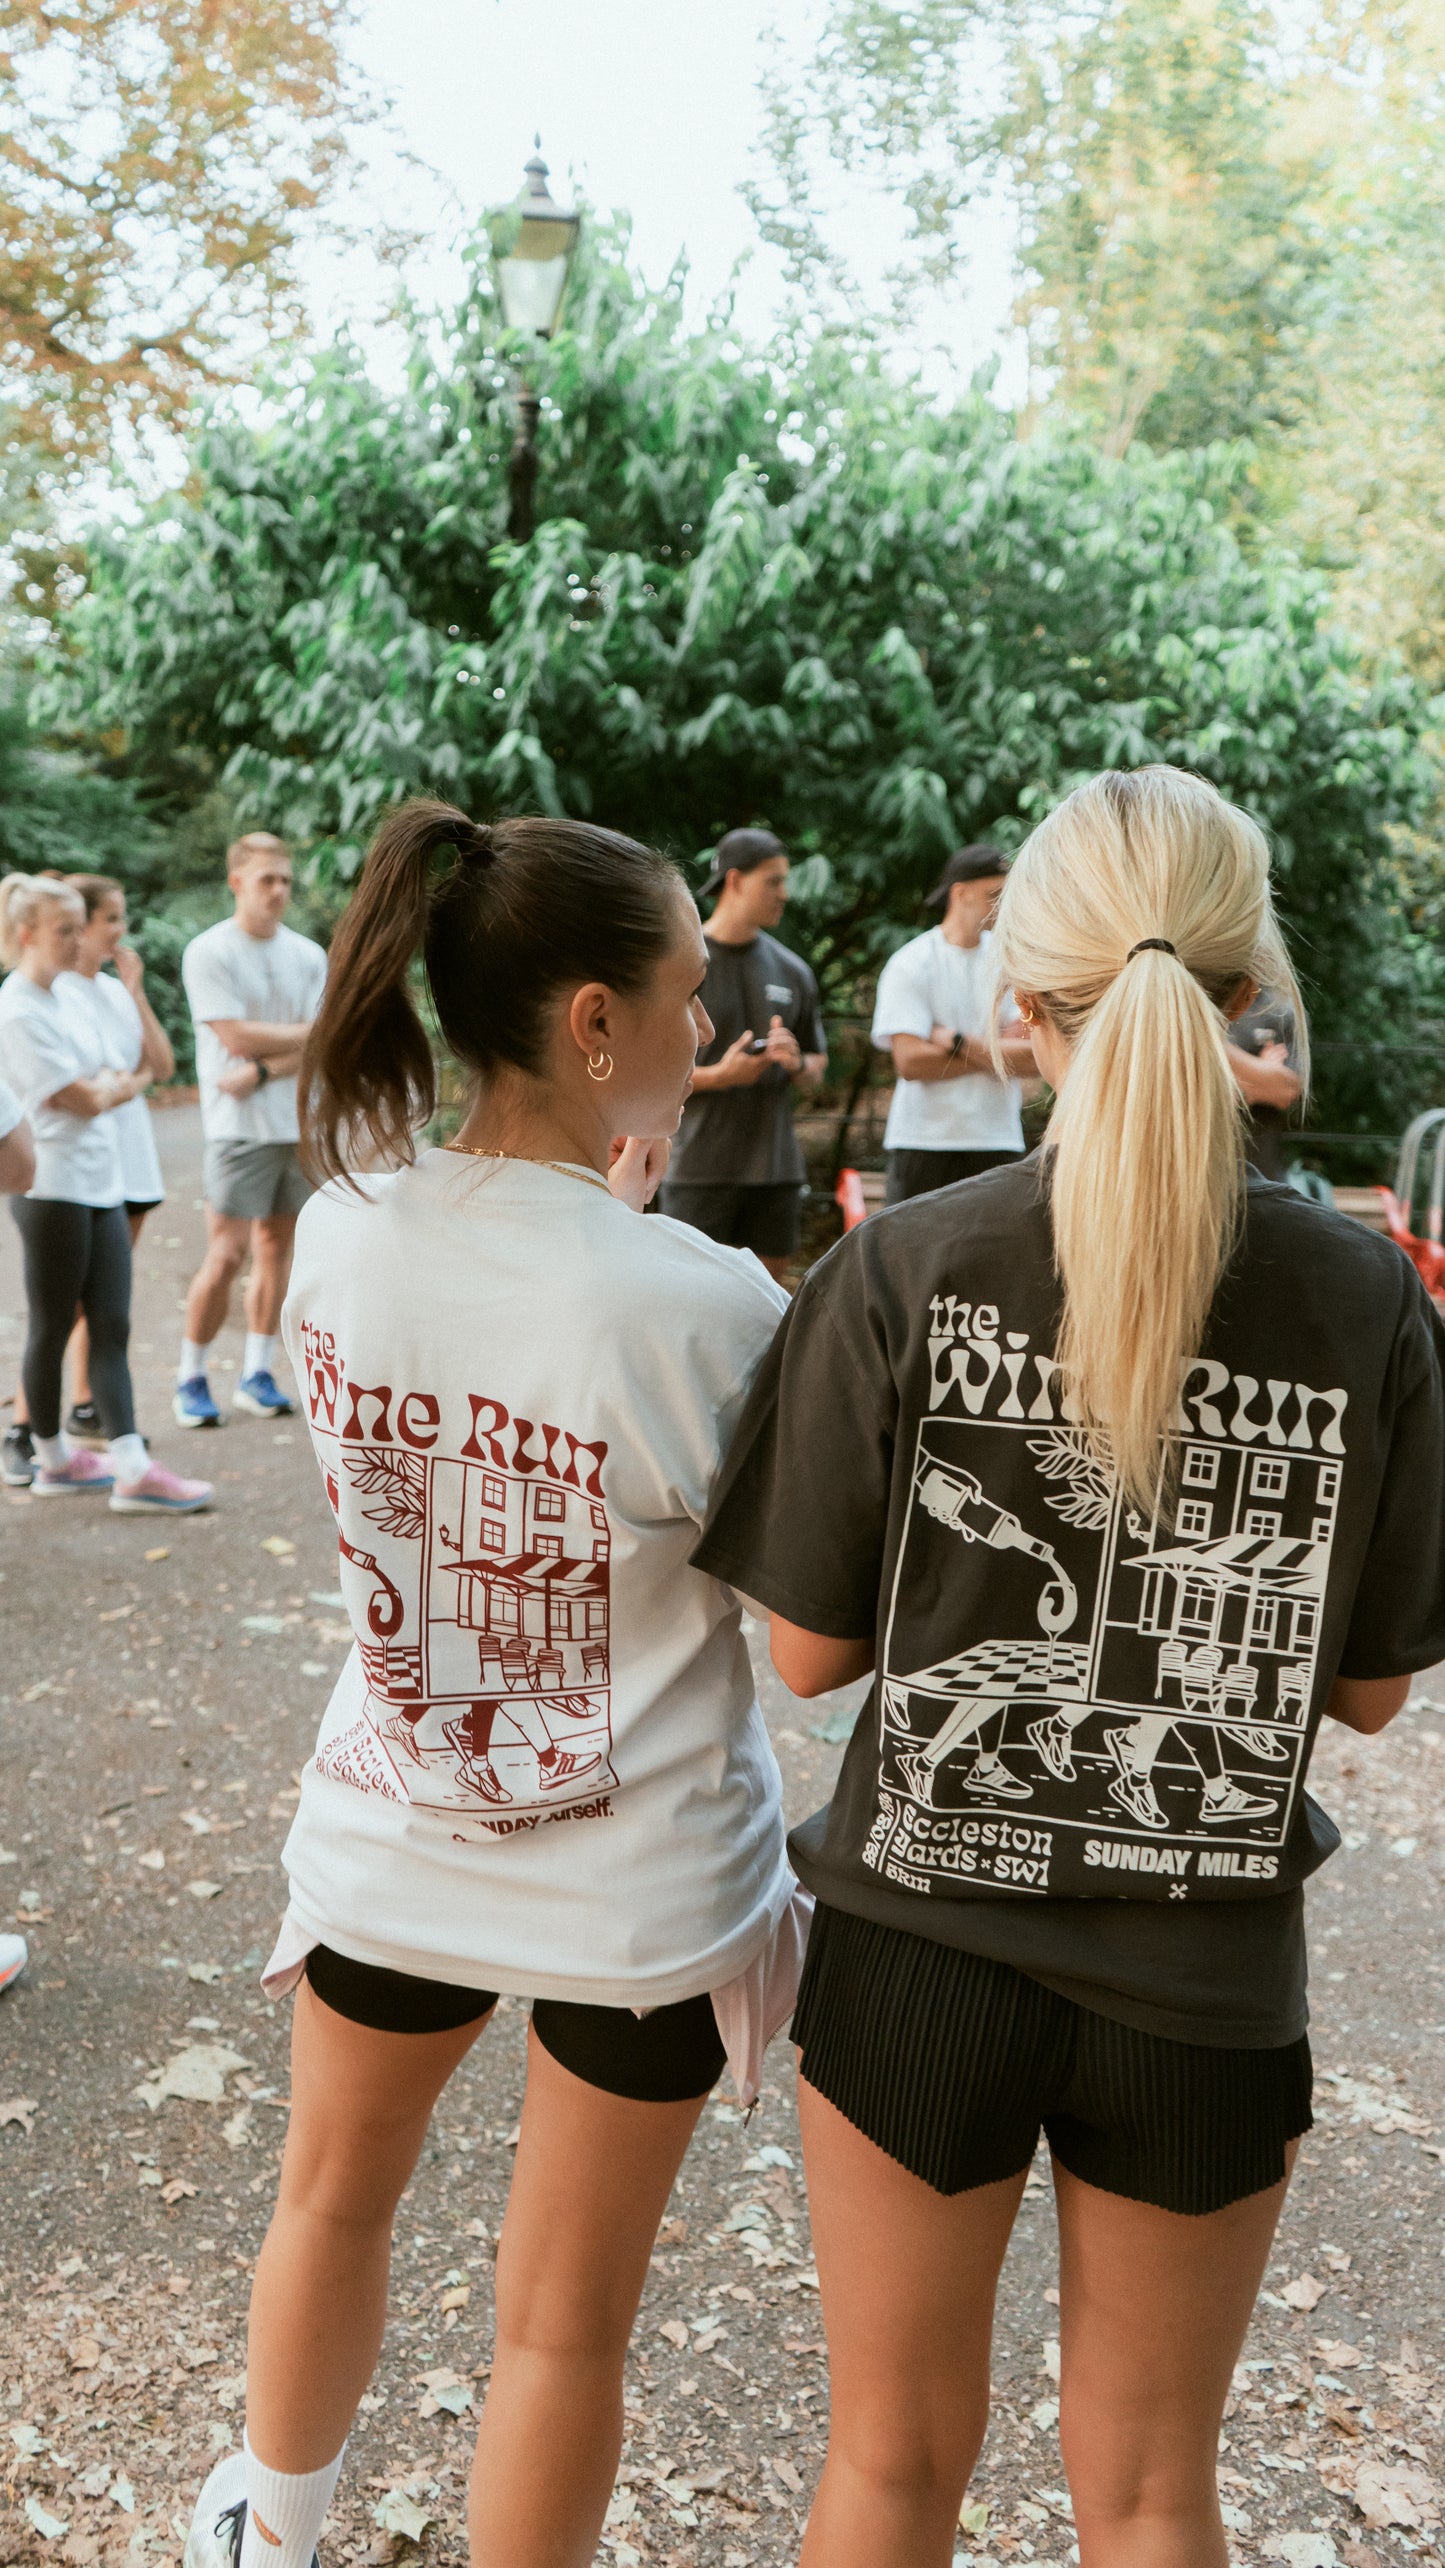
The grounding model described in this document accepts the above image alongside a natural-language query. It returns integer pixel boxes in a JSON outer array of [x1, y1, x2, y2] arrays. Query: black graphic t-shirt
[[696, 1156, 1445, 2046], [669, 930, 826, 1188]]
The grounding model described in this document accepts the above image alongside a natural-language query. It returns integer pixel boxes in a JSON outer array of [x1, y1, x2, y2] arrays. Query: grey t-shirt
[[696, 1156, 1445, 2048], [668, 931, 825, 1188]]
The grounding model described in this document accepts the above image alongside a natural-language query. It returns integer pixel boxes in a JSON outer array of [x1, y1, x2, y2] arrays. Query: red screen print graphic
[[299, 1326, 616, 1821]]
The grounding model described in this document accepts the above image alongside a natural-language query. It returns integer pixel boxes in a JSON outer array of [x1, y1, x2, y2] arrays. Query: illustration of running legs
[[899, 1695, 1028, 1804]]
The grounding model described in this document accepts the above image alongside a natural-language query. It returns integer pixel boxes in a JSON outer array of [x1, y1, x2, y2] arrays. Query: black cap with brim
[[924, 844, 1011, 910], [697, 827, 786, 902]]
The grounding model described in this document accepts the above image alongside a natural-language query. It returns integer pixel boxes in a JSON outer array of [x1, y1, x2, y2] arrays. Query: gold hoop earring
[[587, 1049, 614, 1083]]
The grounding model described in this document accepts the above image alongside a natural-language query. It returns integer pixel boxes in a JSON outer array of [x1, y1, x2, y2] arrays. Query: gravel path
[[2, 1109, 1440, 2568]]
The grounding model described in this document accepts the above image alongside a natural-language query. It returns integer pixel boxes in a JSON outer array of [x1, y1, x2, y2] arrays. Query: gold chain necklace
[[443, 1143, 611, 1195]]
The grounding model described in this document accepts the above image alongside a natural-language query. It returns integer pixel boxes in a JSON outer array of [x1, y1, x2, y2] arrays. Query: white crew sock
[[239, 2434, 345, 2568], [33, 1432, 71, 1470], [108, 1433, 149, 1484], [243, 1333, 279, 1379], [179, 1340, 210, 1384]]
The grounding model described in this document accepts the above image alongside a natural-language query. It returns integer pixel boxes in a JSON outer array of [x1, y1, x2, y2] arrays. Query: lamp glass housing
[[492, 153, 580, 340]]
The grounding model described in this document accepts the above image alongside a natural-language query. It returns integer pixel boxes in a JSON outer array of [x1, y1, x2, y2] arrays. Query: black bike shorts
[[303, 1943, 726, 2104], [792, 1902, 1312, 2214]]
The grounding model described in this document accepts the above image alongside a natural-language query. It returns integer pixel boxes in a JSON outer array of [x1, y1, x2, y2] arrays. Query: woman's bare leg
[[468, 2028, 708, 2568], [796, 2076, 1026, 2568], [1055, 2145, 1297, 2567], [245, 1981, 489, 2469]]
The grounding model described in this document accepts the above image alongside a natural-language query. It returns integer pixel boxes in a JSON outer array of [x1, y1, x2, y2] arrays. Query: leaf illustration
[[1027, 1429, 1115, 1531], [346, 1447, 427, 1540]]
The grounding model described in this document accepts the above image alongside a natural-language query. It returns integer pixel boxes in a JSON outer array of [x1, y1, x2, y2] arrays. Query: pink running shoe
[[110, 1461, 213, 1516], [33, 1448, 115, 1496]]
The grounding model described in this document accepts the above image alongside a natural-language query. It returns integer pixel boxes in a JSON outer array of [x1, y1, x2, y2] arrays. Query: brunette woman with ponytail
[[699, 766, 1445, 2568], [185, 803, 801, 2568]]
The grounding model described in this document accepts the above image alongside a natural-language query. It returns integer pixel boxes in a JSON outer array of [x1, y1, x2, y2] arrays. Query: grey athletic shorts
[[203, 1139, 313, 1222]]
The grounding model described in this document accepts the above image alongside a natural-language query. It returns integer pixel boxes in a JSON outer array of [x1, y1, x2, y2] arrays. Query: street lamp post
[[490, 143, 581, 543]]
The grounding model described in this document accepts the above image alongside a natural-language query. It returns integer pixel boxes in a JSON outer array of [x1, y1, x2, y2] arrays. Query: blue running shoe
[[173, 1374, 222, 1428], [233, 1369, 295, 1418]]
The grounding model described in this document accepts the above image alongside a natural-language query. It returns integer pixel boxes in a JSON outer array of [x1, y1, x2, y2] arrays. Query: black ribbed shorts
[[304, 1945, 726, 2104], [793, 1903, 1313, 2214]]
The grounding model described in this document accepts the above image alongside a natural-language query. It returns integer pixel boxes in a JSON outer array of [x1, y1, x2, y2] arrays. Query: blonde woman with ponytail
[[699, 766, 1445, 2567]]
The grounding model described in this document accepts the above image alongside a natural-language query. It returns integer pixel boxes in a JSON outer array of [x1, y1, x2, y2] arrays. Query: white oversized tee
[[274, 1151, 795, 2006], [58, 972, 164, 1206], [871, 926, 1025, 1153], [0, 970, 123, 1206], [182, 917, 327, 1144]]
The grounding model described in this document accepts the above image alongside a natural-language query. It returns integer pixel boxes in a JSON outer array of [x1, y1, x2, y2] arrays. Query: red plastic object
[[1381, 1109, 1445, 1305], [835, 1167, 868, 1232]]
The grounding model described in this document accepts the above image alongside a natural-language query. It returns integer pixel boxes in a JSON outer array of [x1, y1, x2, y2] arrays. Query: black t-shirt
[[668, 930, 826, 1188], [695, 1156, 1445, 2047], [1233, 993, 1301, 1180]]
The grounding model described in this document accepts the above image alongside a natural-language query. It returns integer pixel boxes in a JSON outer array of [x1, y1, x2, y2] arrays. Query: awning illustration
[[442, 1551, 606, 1596], [1124, 1532, 1327, 1591]]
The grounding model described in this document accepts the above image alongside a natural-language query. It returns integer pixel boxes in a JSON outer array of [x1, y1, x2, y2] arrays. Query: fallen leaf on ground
[[1280, 2273, 1327, 2310], [372, 2490, 434, 2543], [0, 2096, 38, 2131], [773, 2458, 803, 2493], [68, 2337, 101, 2370], [260, 1535, 296, 1557], [1264, 2537, 1338, 2566], [1316, 2339, 1365, 2369], [137, 1850, 165, 1870], [133, 2041, 250, 2109], [143, 1546, 169, 1562], [657, 2320, 690, 2350], [25, 2498, 69, 2540], [1351, 2462, 1439, 2530], [188, 1962, 223, 1984], [160, 2176, 198, 2204], [186, 1880, 223, 1900]]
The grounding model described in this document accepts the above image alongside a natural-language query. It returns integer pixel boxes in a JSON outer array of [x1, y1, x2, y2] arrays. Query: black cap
[[923, 843, 1010, 911], [697, 827, 787, 902]]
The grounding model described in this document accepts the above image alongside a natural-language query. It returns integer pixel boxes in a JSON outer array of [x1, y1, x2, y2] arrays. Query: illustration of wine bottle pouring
[[897, 1458, 1079, 1807]]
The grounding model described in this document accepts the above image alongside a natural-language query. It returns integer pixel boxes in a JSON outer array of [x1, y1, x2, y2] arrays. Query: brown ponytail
[[303, 798, 679, 1188]]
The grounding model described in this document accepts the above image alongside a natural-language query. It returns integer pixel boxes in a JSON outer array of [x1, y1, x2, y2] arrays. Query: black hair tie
[[453, 821, 494, 868], [1126, 938, 1176, 961]]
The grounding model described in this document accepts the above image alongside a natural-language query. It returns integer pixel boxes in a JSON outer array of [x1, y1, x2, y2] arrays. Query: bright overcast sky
[[302, 0, 1021, 393]]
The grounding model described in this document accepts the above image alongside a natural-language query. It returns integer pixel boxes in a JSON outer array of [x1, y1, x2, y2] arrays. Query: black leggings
[[10, 1197, 135, 1439]]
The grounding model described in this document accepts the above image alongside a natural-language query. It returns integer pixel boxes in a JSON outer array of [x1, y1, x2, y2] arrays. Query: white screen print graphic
[[864, 1302, 1348, 1901], [298, 1323, 618, 1826]]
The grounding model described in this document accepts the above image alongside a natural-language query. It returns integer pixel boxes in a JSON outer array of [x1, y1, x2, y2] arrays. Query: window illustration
[[1312, 1516, 1331, 1545], [1182, 1446, 1220, 1489], [1176, 1498, 1213, 1537], [481, 1473, 505, 1511], [536, 1534, 563, 1559], [534, 1486, 566, 1520], [1317, 1462, 1341, 1502], [1244, 1508, 1282, 1538], [1250, 1455, 1288, 1497], [479, 1518, 504, 1552]]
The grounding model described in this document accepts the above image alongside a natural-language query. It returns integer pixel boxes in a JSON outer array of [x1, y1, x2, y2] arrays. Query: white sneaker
[[0, 1933, 27, 1995], [183, 2452, 321, 2568]]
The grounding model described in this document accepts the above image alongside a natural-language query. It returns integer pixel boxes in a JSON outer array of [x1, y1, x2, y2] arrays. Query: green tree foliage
[[41, 232, 1443, 1142]]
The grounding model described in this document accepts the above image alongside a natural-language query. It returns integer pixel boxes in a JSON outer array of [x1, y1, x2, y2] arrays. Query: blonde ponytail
[[992, 766, 1306, 1511], [0, 872, 83, 971]]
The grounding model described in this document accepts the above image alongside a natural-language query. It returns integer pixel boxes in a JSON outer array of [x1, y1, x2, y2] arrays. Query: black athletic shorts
[[658, 1179, 803, 1258], [884, 1146, 1022, 1206], [304, 1943, 726, 2104], [792, 1903, 1313, 2214]]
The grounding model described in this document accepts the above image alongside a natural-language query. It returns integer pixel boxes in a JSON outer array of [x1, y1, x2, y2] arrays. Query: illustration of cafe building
[[1119, 1439, 1338, 1713], [438, 1464, 610, 1693]]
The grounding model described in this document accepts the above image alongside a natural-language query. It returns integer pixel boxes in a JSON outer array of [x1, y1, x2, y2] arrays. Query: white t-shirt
[[183, 918, 327, 1145], [57, 972, 164, 1206], [0, 1073, 20, 1141], [871, 926, 1025, 1153], [276, 1151, 794, 2006], [0, 970, 123, 1207]]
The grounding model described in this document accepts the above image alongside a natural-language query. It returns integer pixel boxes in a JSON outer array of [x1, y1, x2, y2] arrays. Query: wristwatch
[[947, 1034, 966, 1063], [254, 1059, 271, 1087]]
